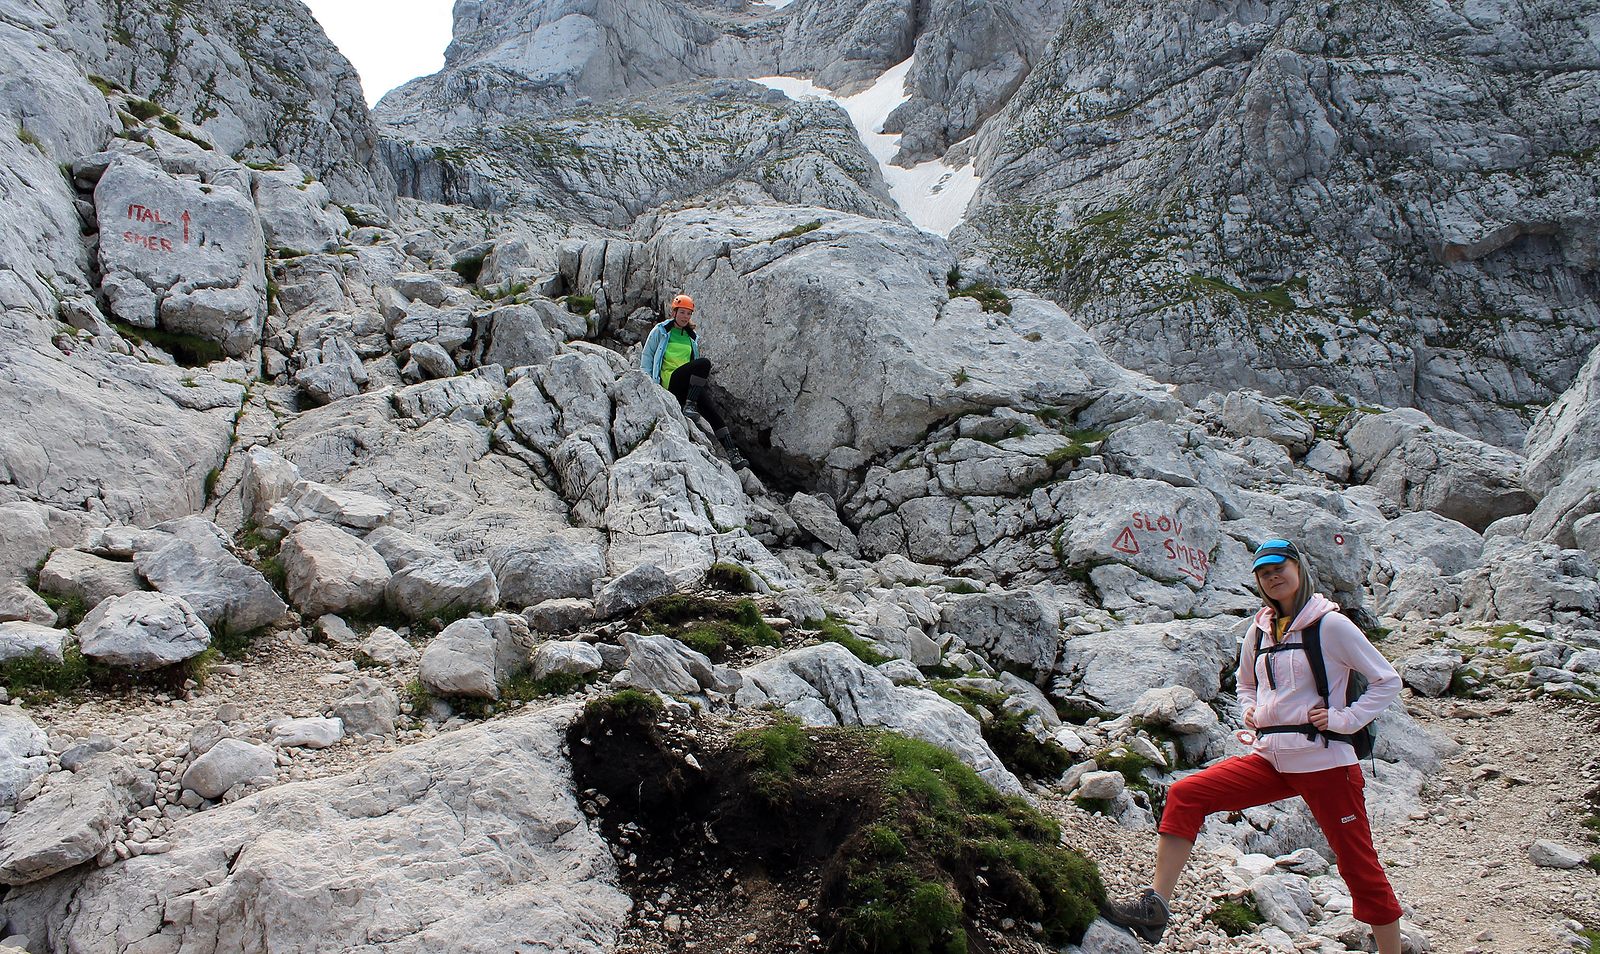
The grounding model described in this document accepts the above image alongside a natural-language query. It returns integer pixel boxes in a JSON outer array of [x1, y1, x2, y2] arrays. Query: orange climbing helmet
[[670, 293, 695, 313]]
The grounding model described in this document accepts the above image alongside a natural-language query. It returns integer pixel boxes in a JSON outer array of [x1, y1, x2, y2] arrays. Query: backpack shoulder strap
[[1305, 616, 1331, 705]]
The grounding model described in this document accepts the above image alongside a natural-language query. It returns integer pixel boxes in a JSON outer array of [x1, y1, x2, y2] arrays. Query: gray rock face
[[37, 549, 143, 612], [615, 632, 740, 698], [75, 0, 396, 207], [490, 531, 607, 608], [0, 756, 156, 886], [418, 616, 526, 700], [1054, 618, 1240, 714], [1525, 461, 1600, 551], [0, 623, 69, 666], [1459, 537, 1600, 626], [530, 640, 604, 680], [134, 532, 287, 635], [331, 676, 401, 738], [962, 1, 1600, 447], [0, 708, 628, 953], [280, 522, 391, 618], [181, 738, 276, 800], [268, 481, 395, 534], [94, 156, 266, 356], [737, 642, 1023, 796], [76, 592, 211, 671], [524, 598, 597, 634], [594, 565, 676, 620], [1215, 391, 1316, 455], [0, 585, 55, 626], [787, 493, 862, 556], [1524, 344, 1600, 498], [639, 206, 1175, 487], [386, 559, 501, 620], [1397, 649, 1461, 699], [0, 707, 50, 809], [939, 589, 1062, 674], [1346, 409, 1533, 532]]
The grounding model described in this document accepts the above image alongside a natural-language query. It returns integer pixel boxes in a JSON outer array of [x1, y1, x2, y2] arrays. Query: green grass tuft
[[950, 283, 1012, 315], [735, 716, 816, 803], [770, 220, 823, 241], [1205, 897, 1265, 936], [636, 595, 778, 661], [566, 293, 595, 315], [584, 688, 662, 722], [810, 614, 891, 665], [40, 592, 89, 629], [0, 646, 91, 703], [704, 562, 756, 593]]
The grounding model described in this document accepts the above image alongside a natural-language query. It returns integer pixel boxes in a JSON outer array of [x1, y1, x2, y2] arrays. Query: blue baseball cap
[[1251, 538, 1300, 571]]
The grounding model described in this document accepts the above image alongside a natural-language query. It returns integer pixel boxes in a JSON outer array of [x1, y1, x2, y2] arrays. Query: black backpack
[[1250, 615, 1376, 759]]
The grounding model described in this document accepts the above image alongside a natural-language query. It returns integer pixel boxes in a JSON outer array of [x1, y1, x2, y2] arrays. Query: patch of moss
[[17, 126, 44, 152], [1205, 897, 1265, 936], [125, 97, 163, 121], [770, 219, 823, 241], [566, 293, 595, 315], [704, 562, 756, 593], [87, 74, 123, 95], [635, 595, 778, 661], [0, 646, 91, 703], [40, 592, 89, 629], [810, 614, 891, 665], [1043, 429, 1108, 468], [950, 283, 1012, 315], [584, 688, 663, 722]]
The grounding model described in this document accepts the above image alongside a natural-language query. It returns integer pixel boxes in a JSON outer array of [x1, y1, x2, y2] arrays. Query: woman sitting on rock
[[1102, 537, 1406, 952], [640, 293, 746, 469]]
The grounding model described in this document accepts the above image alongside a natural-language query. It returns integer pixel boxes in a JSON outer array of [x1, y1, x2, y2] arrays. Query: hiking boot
[[682, 399, 701, 421], [1100, 887, 1169, 944], [725, 447, 747, 470]]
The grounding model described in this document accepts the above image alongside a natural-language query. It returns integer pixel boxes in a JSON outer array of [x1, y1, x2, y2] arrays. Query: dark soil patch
[[570, 697, 1105, 954]]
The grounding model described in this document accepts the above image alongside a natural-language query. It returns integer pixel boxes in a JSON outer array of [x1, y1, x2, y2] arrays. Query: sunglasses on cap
[[1251, 538, 1300, 571]]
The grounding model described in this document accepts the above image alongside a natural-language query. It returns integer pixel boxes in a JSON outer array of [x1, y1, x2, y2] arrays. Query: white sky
[[301, 0, 455, 107], [756, 61, 981, 237]]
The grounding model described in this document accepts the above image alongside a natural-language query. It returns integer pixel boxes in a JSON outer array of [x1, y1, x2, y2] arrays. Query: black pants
[[665, 357, 726, 433]]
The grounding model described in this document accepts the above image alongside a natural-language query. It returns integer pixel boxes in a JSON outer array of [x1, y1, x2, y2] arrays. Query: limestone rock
[[76, 592, 210, 670], [530, 641, 605, 680], [332, 677, 401, 738], [1054, 618, 1240, 714], [0, 583, 55, 626], [614, 633, 740, 698], [939, 589, 1062, 674], [364, 526, 449, 573], [0, 623, 69, 666], [386, 559, 500, 620], [1346, 409, 1533, 532], [36, 549, 143, 613], [1303, 440, 1352, 482], [1074, 772, 1125, 800], [181, 738, 276, 800], [418, 616, 524, 700], [271, 718, 344, 750], [787, 493, 862, 556], [94, 155, 266, 355], [1217, 390, 1316, 454], [0, 706, 49, 808], [1528, 839, 1587, 869], [1524, 344, 1600, 497], [135, 532, 287, 635], [524, 598, 597, 634], [1396, 649, 1461, 698], [1459, 538, 1600, 625], [1127, 686, 1220, 736], [594, 565, 676, 619], [1525, 461, 1600, 551], [490, 531, 607, 607], [251, 165, 344, 252], [280, 522, 391, 618], [294, 336, 370, 406], [0, 756, 155, 886], [268, 481, 394, 534], [737, 642, 1023, 796], [0, 708, 627, 954], [241, 446, 301, 528], [357, 627, 418, 668]]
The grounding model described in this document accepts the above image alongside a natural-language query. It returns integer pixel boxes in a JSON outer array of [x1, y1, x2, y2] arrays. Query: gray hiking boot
[[1100, 887, 1169, 943], [682, 398, 701, 421]]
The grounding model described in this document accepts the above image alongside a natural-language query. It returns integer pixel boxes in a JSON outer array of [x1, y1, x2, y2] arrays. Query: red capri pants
[[1159, 754, 1404, 926]]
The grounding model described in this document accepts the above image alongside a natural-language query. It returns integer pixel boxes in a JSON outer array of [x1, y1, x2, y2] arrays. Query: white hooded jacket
[[1238, 594, 1401, 773]]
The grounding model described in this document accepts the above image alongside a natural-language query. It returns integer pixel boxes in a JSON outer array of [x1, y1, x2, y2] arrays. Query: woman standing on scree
[[1101, 538, 1407, 952], [640, 293, 746, 469]]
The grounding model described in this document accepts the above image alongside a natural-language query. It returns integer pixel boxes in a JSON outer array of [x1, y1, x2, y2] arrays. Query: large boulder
[[1215, 390, 1316, 455], [76, 592, 211, 671], [614, 632, 741, 698], [386, 559, 500, 620], [93, 155, 266, 356], [1459, 538, 1600, 625], [1055, 475, 1224, 591], [418, 616, 526, 700], [36, 550, 143, 613], [0, 623, 69, 666], [0, 709, 628, 953], [1524, 461, 1600, 551], [279, 522, 391, 618], [737, 642, 1023, 796], [181, 739, 277, 800], [489, 531, 607, 608], [939, 588, 1062, 674], [1368, 510, 1484, 577], [134, 530, 286, 635], [1345, 409, 1533, 532], [0, 756, 156, 886], [0, 585, 55, 626], [1053, 618, 1241, 714]]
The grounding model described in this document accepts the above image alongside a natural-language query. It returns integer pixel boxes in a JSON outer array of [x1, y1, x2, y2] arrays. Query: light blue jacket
[[640, 318, 699, 384]]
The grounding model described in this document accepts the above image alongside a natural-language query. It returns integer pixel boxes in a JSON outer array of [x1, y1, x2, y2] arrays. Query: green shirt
[[660, 327, 695, 386]]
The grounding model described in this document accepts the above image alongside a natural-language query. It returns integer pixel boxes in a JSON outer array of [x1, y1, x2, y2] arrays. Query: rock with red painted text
[[1056, 475, 1223, 592], [93, 155, 267, 357]]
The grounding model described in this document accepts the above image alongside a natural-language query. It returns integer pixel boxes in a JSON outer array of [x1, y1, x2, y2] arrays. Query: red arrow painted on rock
[[181, 210, 191, 244]]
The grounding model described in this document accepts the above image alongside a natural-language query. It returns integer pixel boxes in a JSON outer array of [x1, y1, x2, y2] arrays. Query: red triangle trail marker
[[1112, 527, 1140, 555]]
